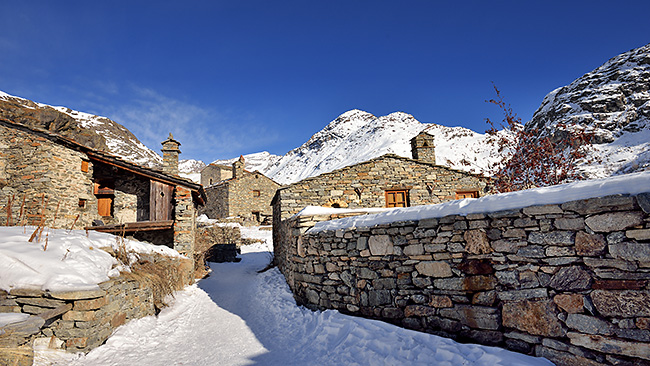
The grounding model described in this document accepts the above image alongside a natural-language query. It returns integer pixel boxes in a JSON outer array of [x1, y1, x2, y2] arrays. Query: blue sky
[[1, 1, 649, 163]]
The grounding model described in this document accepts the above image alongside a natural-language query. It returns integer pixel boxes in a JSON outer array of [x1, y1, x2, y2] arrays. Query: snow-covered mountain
[[261, 109, 501, 185], [0, 90, 162, 168], [210, 151, 282, 174], [528, 43, 650, 177]]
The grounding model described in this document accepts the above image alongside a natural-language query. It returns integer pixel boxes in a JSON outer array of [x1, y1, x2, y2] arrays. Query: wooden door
[[385, 190, 408, 208], [150, 181, 174, 221]]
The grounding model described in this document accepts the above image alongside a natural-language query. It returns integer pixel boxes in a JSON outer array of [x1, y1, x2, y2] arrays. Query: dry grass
[[122, 256, 188, 310]]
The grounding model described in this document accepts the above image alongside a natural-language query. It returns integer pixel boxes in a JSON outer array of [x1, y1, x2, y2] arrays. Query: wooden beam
[[85, 220, 174, 233]]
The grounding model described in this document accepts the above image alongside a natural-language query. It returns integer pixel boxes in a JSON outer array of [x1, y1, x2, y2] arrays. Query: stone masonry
[[277, 192, 650, 366], [273, 154, 489, 250]]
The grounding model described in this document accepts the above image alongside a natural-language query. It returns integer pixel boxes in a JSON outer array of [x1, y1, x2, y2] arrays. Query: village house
[[272, 131, 490, 244], [200, 163, 233, 187], [200, 156, 281, 225], [0, 118, 205, 258]]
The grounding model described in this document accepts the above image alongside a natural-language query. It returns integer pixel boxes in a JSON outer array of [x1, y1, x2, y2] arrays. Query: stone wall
[[201, 172, 279, 225], [0, 122, 97, 229], [173, 186, 197, 259], [200, 164, 232, 187], [0, 254, 192, 362], [277, 192, 650, 366], [273, 154, 488, 223]]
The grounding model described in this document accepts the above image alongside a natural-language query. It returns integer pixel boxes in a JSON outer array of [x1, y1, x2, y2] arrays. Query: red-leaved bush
[[485, 85, 593, 193]]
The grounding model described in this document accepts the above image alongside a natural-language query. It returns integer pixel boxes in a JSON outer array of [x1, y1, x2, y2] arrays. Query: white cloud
[[107, 86, 279, 162]]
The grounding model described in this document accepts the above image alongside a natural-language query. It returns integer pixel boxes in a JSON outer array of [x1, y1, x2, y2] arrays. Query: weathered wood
[[85, 220, 174, 233], [150, 181, 173, 221]]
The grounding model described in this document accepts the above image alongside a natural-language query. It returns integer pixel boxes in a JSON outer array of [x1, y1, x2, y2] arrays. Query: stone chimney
[[161, 133, 181, 175], [410, 131, 436, 164], [232, 155, 245, 179]]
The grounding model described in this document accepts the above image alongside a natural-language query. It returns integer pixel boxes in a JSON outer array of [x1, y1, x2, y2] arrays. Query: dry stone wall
[[0, 122, 97, 229], [1, 255, 192, 363], [277, 192, 650, 366]]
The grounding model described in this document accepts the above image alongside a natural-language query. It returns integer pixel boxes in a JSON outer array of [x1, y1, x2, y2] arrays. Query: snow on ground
[[0, 227, 180, 292], [308, 170, 650, 233], [34, 227, 553, 366]]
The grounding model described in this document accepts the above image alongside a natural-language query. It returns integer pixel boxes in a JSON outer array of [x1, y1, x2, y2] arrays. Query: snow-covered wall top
[[309, 171, 650, 233]]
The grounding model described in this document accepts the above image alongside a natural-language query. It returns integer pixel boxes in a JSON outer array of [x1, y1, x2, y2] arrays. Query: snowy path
[[36, 238, 554, 366]]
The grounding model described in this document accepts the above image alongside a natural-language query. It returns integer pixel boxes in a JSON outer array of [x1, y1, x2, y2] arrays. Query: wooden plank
[[85, 220, 174, 233], [150, 181, 174, 221]]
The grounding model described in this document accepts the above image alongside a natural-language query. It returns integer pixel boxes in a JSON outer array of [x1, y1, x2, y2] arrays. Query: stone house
[[0, 118, 205, 257], [200, 163, 233, 187], [272, 131, 490, 244], [200, 156, 280, 224]]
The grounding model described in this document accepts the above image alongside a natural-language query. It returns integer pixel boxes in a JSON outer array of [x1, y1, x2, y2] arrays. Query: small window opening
[[253, 190, 261, 197], [78, 199, 86, 208], [81, 161, 89, 172]]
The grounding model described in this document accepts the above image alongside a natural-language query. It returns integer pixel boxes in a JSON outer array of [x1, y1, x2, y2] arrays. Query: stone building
[[200, 156, 280, 225], [0, 118, 205, 257], [272, 131, 490, 244], [200, 163, 233, 187]]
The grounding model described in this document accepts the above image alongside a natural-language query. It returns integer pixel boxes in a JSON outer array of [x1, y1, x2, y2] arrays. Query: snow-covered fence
[[275, 173, 650, 366]]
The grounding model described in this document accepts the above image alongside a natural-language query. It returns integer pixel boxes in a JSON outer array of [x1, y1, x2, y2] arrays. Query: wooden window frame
[[385, 189, 409, 208], [252, 190, 261, 197], [81, 160, 89, 173], [455, 191, 479, 199]]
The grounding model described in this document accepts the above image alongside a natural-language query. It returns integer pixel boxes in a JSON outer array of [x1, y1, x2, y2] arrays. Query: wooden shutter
[[150, 181, 174, 221], [385, 190, 408, 208], [97, 197, 112, 216], [456, 191, 479, 199]]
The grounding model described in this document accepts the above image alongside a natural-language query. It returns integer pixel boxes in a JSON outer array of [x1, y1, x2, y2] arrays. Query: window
[[385, 190, 408, 208], [78, 199, 87, 208], [252, 190, 261, 197], [97, 197, 113, 216], [456, 191, 479, 199], [81, 161, 89, 172]]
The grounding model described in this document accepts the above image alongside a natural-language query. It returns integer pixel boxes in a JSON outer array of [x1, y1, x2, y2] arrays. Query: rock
[[415, 261, 452, 278], [553, 294, 584, 313], [463, 275, 497, 291], [528, 231, 574, 246], [464, 229, 492, 254], [48, 289, 106, 300], [626, 229, 650, 241], [568, 332, 650, 361], [636, 193, 650, 214], [403, 244, 424, 256], [0, 345, 33, 366], [429, 295, 453, 308], [575, 231, 606, 256], [554, 217, 585, 230], [609, 243, 650, 262], [368, 235, 393, 256], [522, 204, 563, 215], [502, 299, 564, 337], [565, 314, 612, 335], [535, 346, 603, 366], [456, 259, 494, 275], [497, 288, 548, 301], [591, 290, 650, 317], [549, 266, 592, 291], [561, 195, 636, 215], [517, 245, 545, 258], [439, 305, 500, 330], [356, 237, 368, 250], [404, 305, 436, 317], [592, 280, 647, 290], [368, 290, 391, 306], [585, 211, 644, 232]]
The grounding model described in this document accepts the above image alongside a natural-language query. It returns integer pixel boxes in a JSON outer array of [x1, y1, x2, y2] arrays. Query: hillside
[[0, 91, 162, 168], [528, 43, 650, 177]]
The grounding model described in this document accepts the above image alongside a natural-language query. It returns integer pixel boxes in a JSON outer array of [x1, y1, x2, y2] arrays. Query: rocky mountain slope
[[261, 110, 501, 185], [528, 43, 650, 177], [0, 91, 162, 168]]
